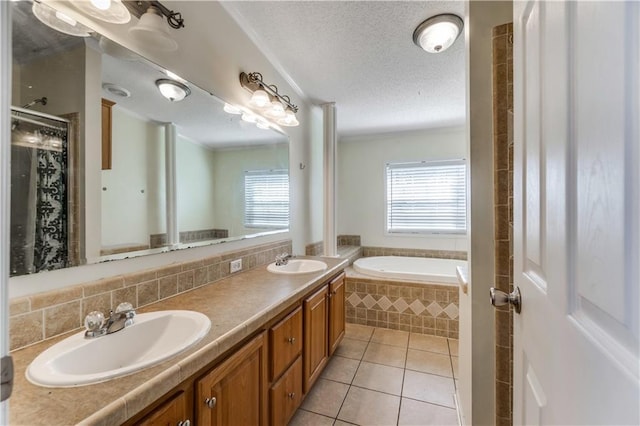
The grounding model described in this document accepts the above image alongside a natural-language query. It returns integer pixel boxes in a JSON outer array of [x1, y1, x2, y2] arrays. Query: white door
[[513, 1, 639, 424]]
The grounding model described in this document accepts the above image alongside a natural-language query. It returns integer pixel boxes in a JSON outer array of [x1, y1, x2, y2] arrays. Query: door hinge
[[1, 355, 14, 402]]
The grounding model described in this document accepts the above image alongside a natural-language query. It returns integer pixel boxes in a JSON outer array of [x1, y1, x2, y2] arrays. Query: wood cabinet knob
[[287, 392, 295, 399], [205, 397, 217, 409], [287, 337, 296, 344], [177, 420, 191, 426]]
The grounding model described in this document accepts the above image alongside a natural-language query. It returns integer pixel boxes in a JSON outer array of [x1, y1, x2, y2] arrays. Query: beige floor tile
[[333, 421, 356, 426], [321, 355, 360, 384], [398, 398, 458, 426], [406, 349, 453, 377], [338, 386, 400, 426], [334, 337, 369, 360], [345, 323, 375, 341], [371, 328, 410, 347], [301, 378, 349, 418], [448, 339, 459, 356], [288, 408, 334, 426], [408, 333, 449, 354], [363, 342, 407, 368], [451, 356, 458, 378], [352, 361, 404, 396], [402, 370, 456, 408]]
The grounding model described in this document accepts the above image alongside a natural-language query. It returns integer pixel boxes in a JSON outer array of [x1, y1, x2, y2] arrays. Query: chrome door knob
[[490, 287, 522, 314]]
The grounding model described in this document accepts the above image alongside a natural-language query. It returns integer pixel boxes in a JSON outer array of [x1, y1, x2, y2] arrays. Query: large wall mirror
[[9, 0, 289, 277]]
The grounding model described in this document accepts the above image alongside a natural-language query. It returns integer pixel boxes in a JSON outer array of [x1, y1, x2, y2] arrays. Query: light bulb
[[249, 89, 270, 108]]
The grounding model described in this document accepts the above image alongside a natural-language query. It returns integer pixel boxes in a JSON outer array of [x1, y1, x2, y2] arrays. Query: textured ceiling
[[223, 1, 466, 137]]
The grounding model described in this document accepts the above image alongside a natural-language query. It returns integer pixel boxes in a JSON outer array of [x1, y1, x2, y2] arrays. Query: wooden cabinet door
[[303, 285, 328, 393], [196, 333, 267, 426], [328, 272, 346, 356], [136, 391, 189, 426], [270, 306, 302, 381], [270, 356, 303, 426]]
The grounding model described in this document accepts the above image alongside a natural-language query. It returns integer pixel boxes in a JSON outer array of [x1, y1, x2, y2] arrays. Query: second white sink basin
[[267, 259, 328, 274], [26, 310, 211, 387]]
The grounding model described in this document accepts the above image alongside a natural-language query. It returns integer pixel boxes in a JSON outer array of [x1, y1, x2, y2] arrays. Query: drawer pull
[[177, 420, 191, 426], [205, 397, 217, 409], [287, 392, 296, 399], [287, 337, 296, 344]]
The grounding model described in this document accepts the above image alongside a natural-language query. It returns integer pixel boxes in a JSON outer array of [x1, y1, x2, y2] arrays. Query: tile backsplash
[[362, 246, 467, 260], [9, 240, 291, 351]]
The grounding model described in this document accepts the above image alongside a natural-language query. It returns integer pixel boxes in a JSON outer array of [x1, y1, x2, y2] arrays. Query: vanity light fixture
[[128, 3, 185, 51], [72, 0, 131, 24], [32, 1, 92, 37], [155, 79, 191, 102], [239, 72, 299, 127], [413, 14, 463, 53]]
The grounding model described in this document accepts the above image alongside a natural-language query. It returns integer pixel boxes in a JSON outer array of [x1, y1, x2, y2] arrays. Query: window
[[244, 169, 290, 228], [386, 160, 466, 234]]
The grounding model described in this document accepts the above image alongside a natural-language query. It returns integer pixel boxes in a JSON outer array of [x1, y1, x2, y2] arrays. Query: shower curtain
[[10, 109, 69, 276]]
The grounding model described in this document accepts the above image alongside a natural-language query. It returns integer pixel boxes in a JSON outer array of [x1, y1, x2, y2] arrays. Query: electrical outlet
[[230, 259, 242, 274]]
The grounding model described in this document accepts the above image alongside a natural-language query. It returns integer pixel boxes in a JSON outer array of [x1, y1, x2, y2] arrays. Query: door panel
[[514, 1, 639, 424]]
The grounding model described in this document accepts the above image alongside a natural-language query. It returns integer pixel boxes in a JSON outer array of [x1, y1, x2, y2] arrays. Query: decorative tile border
[[345, 273, 459, 338], [362, 246, 467, 260], [9, 240, 292, 351]]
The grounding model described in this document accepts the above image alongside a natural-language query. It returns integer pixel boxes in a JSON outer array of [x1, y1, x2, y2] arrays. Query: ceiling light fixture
[[73, 0, 130, 24], [239, 72, 299, 127], [128, 3, 184, 51], [413, 14, 463, 53], [32, 1, 92, 37], [155, 79, 191, 102]]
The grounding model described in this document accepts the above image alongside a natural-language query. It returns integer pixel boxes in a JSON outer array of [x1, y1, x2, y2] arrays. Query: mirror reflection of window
[[244, 169, 290, 229]]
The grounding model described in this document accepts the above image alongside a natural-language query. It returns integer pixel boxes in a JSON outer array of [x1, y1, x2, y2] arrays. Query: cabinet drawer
[[270, 356, 303, 426], [270, 306, 303, 381]]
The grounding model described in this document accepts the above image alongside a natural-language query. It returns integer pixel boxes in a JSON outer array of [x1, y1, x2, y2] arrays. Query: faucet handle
[[115, 302, 133, 313], [84, 311, 105, 332]]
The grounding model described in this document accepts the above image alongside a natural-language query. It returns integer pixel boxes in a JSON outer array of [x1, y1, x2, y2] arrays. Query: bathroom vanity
[[8, 257, 348, 425]]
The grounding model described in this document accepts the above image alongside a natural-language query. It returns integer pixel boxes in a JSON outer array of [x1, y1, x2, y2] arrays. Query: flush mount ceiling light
[[129, 3, 184, 52], [72, 0, 131, 24], [32, 1, 92, 37], [413, 14, 463, 53], [102, 83, 131, 98], [155, 79, 191, 102], [239, 72, 299, 127]]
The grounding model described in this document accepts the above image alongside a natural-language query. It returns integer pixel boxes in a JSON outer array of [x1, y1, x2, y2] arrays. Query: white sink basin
[[267, 259, 328, 274], [26, 310, 211, 387]]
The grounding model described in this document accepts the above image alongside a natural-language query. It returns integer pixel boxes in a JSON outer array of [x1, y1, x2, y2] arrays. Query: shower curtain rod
[[11, 113, 67, 132], [11, 106, 70, 124]]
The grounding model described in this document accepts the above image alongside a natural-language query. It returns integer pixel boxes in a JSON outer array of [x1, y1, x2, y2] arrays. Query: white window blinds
[[244, 169, 290, 228], [386, 160, 467, 234]]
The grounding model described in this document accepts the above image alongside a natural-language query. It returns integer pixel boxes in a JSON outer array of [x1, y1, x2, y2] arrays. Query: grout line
[[332, 329, 372, 423]]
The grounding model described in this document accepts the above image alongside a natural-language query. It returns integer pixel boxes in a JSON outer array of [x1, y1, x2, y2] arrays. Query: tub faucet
[[275, 253, 293, 266], [84, 303, 136, 338]]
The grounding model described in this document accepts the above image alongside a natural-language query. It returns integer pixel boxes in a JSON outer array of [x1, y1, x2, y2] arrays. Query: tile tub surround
[[362, 246, 467, 260], [345, 268, 459, 339], [8, 240, 291, 351], [8, 255, 349, 425]]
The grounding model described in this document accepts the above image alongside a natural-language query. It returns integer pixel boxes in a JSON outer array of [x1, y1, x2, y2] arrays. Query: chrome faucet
[[84, 303, 136, 338], [275, 253, 293, 266]]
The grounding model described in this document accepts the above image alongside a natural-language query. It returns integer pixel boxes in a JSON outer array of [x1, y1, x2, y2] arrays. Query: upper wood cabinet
[[328, 272, 346, 356], [101, 98, 115, 170], [303, 285, 329, 393], [196, 333, 267, 426]]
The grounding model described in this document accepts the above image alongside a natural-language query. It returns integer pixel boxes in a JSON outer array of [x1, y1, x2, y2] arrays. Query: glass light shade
[[155, 79, 191, 102], [265, 99, 285, 118], [74, 0, 130, 24], [129, 6, 178, 51], [249, 89, 271, 108], [241, 113, 257, 123], [277, 109, 299, 127], [413, 14, 463, 53], [32, 2, 91, 37], [223, 103, 242, 114]]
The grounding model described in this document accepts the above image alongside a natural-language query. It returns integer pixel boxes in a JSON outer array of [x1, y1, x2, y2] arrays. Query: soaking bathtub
[[353, 256, 466, 284]]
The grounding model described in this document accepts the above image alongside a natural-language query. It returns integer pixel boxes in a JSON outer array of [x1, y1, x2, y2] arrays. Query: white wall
[[101, 107, 165, 247], [212, 144, 289, 236], [338, 127, 467, 250], [176, 136, 217, 232], [10, 1, 311, 296]]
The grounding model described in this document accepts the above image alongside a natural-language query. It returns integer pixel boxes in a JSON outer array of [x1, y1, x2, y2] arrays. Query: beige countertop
[[8, 256, 348, 426]]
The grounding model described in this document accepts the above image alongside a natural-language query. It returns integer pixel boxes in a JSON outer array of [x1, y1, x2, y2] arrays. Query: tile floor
[[289, 324, 459, 426]]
